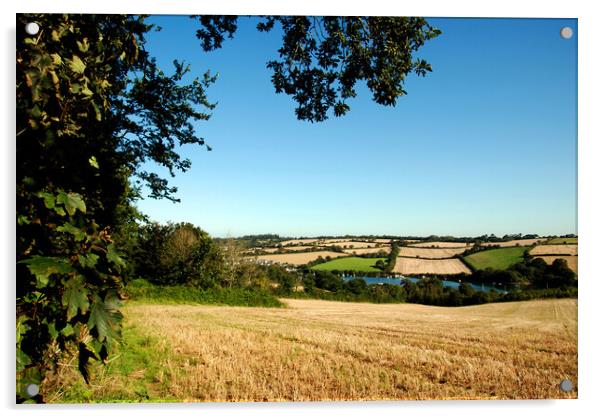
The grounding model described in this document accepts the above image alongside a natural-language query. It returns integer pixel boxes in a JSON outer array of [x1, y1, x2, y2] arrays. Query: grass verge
[[126, 279, 283, 308]]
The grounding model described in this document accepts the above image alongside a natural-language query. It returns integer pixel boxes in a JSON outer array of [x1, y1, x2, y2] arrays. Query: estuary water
[[343, 275, 506, 293]]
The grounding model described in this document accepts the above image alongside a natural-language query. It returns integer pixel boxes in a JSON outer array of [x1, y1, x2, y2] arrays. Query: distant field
[[409, 241, 473, 249], [463, 246, 527, 270], [49, 298, 577, 401], [333, 241, 381, 249], [534, 256, 578, 273], [398, 247, 467, 259], [546, 237, 578, 245], [393, 257, 471, 275], [343, 246, 391, 255], [311, 257, 386, 272], [252, 251, 347, 266], [530, 244, 578, 256], [481, 239, 544, 248]]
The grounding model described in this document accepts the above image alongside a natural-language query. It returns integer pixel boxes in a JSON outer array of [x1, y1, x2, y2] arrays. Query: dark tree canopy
[[194, 16, 441, 122]]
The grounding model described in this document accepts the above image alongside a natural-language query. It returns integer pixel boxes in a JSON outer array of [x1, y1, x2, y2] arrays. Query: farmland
[[409, 241, 473, 248], [546, 237, 578, 245], [393, 257, 471, 275], [463, 246, 528, 270], [47, 298, 577, 402], [481, 238, 544, 247], [342, 246, 391, 255], [311, 257, 386, 272], [398, 247, 468, 259], [530, 244, 578, 256], [252, 251, 348, 265]]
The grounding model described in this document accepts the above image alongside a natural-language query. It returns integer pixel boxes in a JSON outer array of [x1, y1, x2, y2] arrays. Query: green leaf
[[78, 253, 99, 269], [57, 222, 86, 241], [106, 244, 126, 269], [87, 295, 122, 343], [47, 322, 59, 340], [38, 192, 55, 209], [56, 191, 86, 216], [16, 316, 31, 345], [88, 156, 99, 169], [16, 349, 32, 372], [61, 324, 74, 337], [62, 275, 90, 320], [68, 55, 86, 74], [19, 256, 75, 287]]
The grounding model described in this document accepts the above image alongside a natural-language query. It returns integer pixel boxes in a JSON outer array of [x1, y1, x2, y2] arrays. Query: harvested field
[[534, 256, 578, 273], [393, 257, 471, 275], [334, 241, 381, 249], [409, 241, 473, 249], [343, 246, 391, 255], [530, 244, 578, 256], [398, 247, 467, 259], [278, 239, 320, 246], [51, 298, 577, 401], [252, 251, 347, 266], [481, 239, 544, 247]]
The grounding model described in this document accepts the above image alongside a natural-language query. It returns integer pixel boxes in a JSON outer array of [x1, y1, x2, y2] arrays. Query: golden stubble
[[124, 298, 577, 402]]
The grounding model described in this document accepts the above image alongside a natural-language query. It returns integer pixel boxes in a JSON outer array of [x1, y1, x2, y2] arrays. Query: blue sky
[[137, 16, 577, 238]]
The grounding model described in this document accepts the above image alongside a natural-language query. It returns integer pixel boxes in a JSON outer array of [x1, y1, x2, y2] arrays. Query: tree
[[194, 16, 441, 122]]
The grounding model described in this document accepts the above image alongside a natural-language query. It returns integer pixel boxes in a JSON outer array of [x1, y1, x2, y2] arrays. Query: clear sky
[[136, 16, 577, 238]]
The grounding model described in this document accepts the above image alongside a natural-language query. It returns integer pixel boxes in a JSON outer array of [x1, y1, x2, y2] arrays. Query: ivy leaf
[[68, 55, 86, 74], [56, 191, 86, 216], [62, 275, 90, 320], [19, 256, 75, 287], [16, 349, 32, 372], [57, 222, 86, 241]]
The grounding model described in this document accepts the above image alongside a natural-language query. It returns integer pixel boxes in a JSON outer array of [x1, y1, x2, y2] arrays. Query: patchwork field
[[252, 251, 347, 265], [393, 257, 471, 275], [530, 244, 578, 256], [481, 239, 544, 247], [49, 299, 577, 402], [311, 257, 386, 272], [343, 246, 391, 255], [534, 256, 578, 273], [463, 246, 528, 270], [398, 247, 467, 259], [409, 241, 473, 249]]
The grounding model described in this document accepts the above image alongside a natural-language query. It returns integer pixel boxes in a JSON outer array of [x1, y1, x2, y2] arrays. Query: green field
[[546, 237, 578, 244], [311, 257, 386, 272], [463, 246, 528, 270]]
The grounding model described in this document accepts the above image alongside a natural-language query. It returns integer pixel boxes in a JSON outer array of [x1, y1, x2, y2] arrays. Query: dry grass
[[252, 251, 347, 265], [409, 242, 473, 249], [530, 245, 578, 256], [398, 247, 467, 259], [111, 298, 577, 401], [343, 246, 391, 255], [481, 239, 545, 247], [535, 256, 578, 273], [393, 257, 471, 275]]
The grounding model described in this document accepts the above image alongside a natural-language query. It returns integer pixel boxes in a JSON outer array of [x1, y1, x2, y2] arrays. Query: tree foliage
[[194, 16, 441, 121]]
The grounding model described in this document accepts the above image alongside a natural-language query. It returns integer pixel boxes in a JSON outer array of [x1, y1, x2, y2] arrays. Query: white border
[[2, 1, 601, 417]]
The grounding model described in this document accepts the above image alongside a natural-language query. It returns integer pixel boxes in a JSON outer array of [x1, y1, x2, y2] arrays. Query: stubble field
[[397, 247, 467, 259], [47, 298, 577, 402], [393, 257, 471, 275]]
